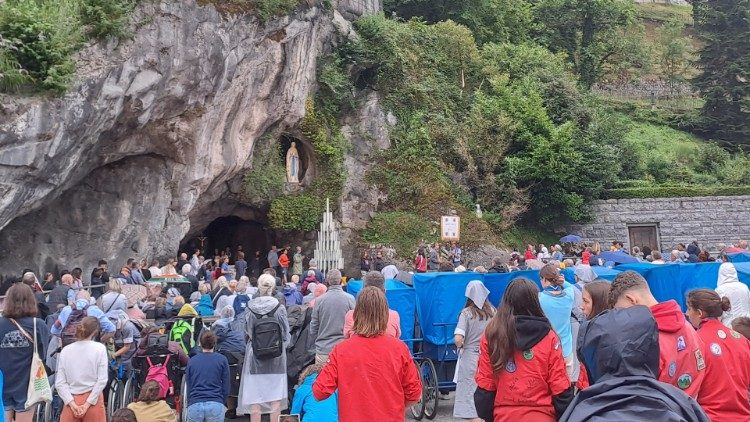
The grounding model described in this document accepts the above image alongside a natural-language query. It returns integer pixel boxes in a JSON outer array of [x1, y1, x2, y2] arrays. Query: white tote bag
[[12, 318, 53, 408]]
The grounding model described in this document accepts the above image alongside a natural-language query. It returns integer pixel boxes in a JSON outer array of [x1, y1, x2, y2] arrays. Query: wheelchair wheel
[[179, 375, 189, 422], [34, 401, 51, 422], [122, 375, 136, 408], [408, 360, 425, 420], [107, 380, 122, 419], [421, 359, 439, 420]]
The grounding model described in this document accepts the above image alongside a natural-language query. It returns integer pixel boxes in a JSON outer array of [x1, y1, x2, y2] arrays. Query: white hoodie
[[716, 263, 750, 326]]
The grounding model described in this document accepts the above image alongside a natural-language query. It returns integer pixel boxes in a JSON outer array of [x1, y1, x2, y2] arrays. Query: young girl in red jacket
[[474, 278, 574, 422], [686, 289, 750, 422]]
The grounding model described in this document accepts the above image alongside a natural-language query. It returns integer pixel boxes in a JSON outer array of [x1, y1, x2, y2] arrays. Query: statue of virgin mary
[[286, 142, 300, 184]]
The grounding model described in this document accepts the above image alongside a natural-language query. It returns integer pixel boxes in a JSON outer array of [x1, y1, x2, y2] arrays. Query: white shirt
[[381, 265, 399, 280], [716, 263, 750, 326], [149, 266, 163, 277], [55, 340, 108, 405]]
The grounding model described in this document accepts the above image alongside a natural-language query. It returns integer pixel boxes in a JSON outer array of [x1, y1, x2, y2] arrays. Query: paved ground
[[226, 392, 459, 421]]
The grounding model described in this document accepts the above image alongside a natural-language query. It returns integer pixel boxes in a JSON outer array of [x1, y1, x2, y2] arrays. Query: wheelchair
[[105, 352, 188, 421]]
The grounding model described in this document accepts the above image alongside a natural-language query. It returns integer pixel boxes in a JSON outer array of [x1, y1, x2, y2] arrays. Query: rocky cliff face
[[0, 0, 383, 276]]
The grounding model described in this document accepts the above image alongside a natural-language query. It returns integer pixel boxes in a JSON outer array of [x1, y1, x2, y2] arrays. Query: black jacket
[[560, 306, 710, 422]]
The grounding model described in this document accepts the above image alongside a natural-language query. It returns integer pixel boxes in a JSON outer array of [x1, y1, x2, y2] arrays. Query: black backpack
[[146, 334, 171, 355], [251, 303, 283, 359]]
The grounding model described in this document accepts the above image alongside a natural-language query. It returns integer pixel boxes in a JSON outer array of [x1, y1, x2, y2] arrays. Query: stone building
[[567, 195, 750, 252]]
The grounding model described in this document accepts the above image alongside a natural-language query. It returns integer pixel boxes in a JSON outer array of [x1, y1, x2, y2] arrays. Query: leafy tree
[[691, 0, 750, 143], [384, 0, 533, 44], [532, 0, 635, 88], [658, 18, 692, 93]]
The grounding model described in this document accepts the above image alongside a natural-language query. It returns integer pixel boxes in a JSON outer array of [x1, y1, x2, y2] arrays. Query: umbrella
[[147, 275, 190, 284], [598, 251, 639, 265], [560, 234, 582, 243]]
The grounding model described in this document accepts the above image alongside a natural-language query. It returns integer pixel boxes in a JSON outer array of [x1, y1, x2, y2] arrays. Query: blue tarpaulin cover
[[401, 262, 750, 346], [413, 271, 542, 345], [346, 279, 416, 345], [728, 252, 750, 263]]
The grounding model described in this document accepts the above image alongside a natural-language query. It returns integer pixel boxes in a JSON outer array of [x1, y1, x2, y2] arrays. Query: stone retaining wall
[[567, 196, 750, 251]]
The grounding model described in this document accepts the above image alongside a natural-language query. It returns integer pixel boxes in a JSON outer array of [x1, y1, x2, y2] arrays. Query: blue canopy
[[728, 252, 750, 263], [346, 279, 416, 346]]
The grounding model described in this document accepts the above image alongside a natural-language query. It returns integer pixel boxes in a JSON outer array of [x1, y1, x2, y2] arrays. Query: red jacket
[[414, 255, 427, 272], [525, 250, 536, 260], [312, 335, 421, 422], [279, 254, 289, 268], [651, 300, 706, 398], [475, 327, 570, 422], [695, 319, 750, 421]]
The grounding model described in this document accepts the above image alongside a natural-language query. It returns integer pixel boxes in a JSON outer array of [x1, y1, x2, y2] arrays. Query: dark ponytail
[[687, 289, 727, 318]]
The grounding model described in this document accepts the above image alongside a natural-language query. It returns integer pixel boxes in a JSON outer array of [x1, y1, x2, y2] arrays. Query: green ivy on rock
[[268, 99, 347, 231]]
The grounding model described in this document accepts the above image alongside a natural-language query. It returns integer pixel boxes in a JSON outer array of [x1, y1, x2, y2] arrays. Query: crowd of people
[[1, 239, 750, 421], [0, 245, 422, 422]]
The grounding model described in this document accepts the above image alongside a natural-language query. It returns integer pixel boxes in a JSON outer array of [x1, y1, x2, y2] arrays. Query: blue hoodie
[[195, 294, 215, 316], [291, 372, 338, 421], [284, 285, 303, 306]]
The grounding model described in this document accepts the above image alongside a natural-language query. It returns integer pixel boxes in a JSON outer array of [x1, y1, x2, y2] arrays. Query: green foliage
[[499, 225, 558, 253], [658, 18, 693, 91], [691, 0, 750, 144], [255, 0, 299, 21], [269, 100, 347, 231], [0, 0, 82, 93], [80, 0, 135, 39], [0, 41, 30, 92], [362, 212, 434, 255], [603, 186, 750, 200], [0, 0, 134, 93], [635, 2, 692, 24], [532, 0, 636, 88], [269, 194, 322, 231], [346, 15, 634, 228], [317, 55, 354, 116], [241, 140, 286, 206], [384, 0, 533, 45]]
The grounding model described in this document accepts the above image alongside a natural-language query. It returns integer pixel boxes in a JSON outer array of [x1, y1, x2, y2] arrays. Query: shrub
[[362, 212, 435, 256], [0, 41, 30, 92], [256, 0, 299, 21], [0, 0, 82, 93], [602, 186, 750, 199], [80, 0, 135, 39], [241, 140, 286, 206], [269, 194, 322, 231]]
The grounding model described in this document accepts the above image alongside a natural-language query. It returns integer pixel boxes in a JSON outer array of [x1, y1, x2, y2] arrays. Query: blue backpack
[[233, 294, 250, 316]]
